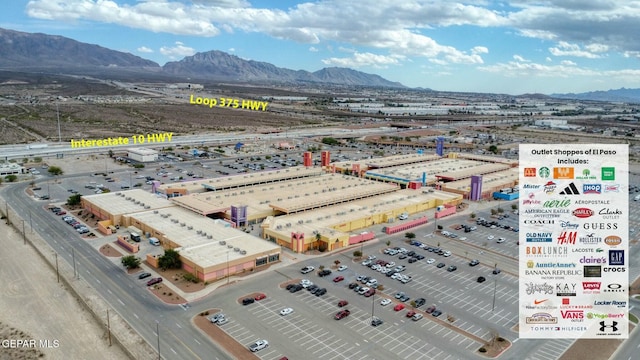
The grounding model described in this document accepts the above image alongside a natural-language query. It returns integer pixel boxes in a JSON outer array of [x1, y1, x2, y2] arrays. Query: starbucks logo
[[539, 167, 550, 178]]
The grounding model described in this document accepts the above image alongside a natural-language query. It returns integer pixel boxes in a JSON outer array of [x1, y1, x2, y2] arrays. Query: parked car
[[364, 288, 376, 297], [333, 276, 344, 283], [138, 272, 152, 279], [249, 340, 269, 352], [477, 276, 486, 283], [414, 298, 426, 307], [318, 269, 332, 277], [338, 300, 349, 307], [334, 309, 351, 320], [337, 265, 348, 271], [380, 298, 391, 306], [301, 266, 315, 274], [432, 310, 443, 317], [412, 313, 424, 321], [406, 310, 416, 318], [469, 259, 480, 266], [436, 263, 446, 268], [394, 303, 405, 311], [146, 277, 162, 286], [280, 308, 294, 316], [242, 297, 255, 305], [447, 265, 457, 272], [315, 288, 327, 296], [208, 313, 226, 323], [254, 293, 266, 301], [425, 306, 436, 314], [371, 317, 384, 327], [497, 237, 506, 243], [426, 258, 436, 264]]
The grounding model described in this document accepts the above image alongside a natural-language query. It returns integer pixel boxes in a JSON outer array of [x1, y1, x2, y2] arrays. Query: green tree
[[48, 166, 64, 176], [67, 194, 82, 206], [321, 137, 339, 146], [158, 248, 182, 270], [334, 260, 341, 267], [490, 209, 497, 216], [22, 158, 29, 163], [470, 213, 476, 219], [0, 177, 3, 185], [386, 240, 391, 246], [511, 204, 518, 210], [405, 232, 416, 240], [4, 174, 17, 182], [121, 255, 141, 269], [33, 157, 42, 163], [108, 150, 114, 158], [353, 250, 362, 258], [488, 145, 498, 154]]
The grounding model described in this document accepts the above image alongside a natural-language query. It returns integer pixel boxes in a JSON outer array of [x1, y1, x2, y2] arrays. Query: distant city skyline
[[3, 0, 640, 95]]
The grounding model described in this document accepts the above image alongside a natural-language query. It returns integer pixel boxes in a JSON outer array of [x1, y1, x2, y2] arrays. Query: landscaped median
[[193, 309, 259, 360]]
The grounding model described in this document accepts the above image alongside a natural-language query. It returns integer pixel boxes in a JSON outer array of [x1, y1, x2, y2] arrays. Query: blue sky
[[3, 0, 640, 95]]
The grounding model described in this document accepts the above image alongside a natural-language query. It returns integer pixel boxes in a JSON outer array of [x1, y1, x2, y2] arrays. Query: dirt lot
[[0, 222, 127, 360]]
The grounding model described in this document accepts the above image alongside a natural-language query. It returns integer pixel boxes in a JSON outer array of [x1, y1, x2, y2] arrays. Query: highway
[[1, 182, 231, 360]]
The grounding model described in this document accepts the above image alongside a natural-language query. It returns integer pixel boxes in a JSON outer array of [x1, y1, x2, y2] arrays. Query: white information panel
[[519, 144, 628, 339]]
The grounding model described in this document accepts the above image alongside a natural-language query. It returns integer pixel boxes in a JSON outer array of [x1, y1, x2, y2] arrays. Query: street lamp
[[226, 251, 230, 285], [492, 278, 498, 312]]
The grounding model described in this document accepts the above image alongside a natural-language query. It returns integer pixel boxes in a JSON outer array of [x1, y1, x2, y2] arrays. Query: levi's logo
[[582, 282, 601, 290]]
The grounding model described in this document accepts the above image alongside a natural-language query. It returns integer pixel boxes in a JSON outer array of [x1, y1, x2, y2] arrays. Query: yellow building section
[[262, 189, 462, 253]]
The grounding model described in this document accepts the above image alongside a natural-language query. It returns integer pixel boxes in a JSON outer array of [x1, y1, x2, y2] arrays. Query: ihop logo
[[583, 184, 601, 194]]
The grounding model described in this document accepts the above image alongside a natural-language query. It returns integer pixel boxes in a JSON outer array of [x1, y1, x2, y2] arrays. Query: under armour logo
[[599, 321, 618, 332]]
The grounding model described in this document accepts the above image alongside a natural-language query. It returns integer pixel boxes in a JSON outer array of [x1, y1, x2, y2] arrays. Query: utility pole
[[56, 102, 62, 144], [21, 220, 25, 245], [72, 248, 76, 279], [107, 309, 112, 346], [55, 253, 59, 283], [156, 321, 161, 360]]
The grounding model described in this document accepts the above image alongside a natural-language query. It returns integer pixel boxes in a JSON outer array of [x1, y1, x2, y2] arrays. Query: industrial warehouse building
[[127, 148, 159, 162]]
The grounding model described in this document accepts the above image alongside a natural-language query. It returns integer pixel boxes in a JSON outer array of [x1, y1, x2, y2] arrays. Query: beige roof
[[82, 189, 174, 215], [364, 153, 441, 168], [266, 189, 461, 240], [365, 158, 485, 185], [171, 173, 399, 216], [157, 166, 323, 194], [130, 207, 280, 268], [456, 153, 519, 165], [443, 167, 519, 192], [435, 163, 511, 181]]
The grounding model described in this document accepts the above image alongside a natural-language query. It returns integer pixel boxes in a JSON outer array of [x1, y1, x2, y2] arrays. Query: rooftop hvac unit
[[154, 210, 159, 214], [135, 201, 140, 204], [115, 192, 121, 195], [216, 195, 220, 198], [207, 235, 212, 239], [197, 230, 202, 234], [125, 197, 131, 200], [227, 244, 233, 248], [180, 222, 186, 227], [286, 223, 291, 227], [140, 203, 145, 206], [219, 240, 226, 245], [145, 206, 150, 209], [166, 213, 171, 217], [240, 250, 247, 255], [298, 220, 304, 224], [206, 197, 211, 200], [234, 247, 240, 252], [276, 225, 282, 229], [202, 232, 207, 236]]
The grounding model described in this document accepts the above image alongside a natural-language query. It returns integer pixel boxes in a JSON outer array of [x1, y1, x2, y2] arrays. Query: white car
[[391, 273, 402, 280], [338, 265, 348, 271], [380, 298, 392, 306], [459, 237, 467, 241], [249, 340, 269, 352], [280, 308, 294, 316], [358, 287, 370, 295], [300, 279, 313, 288], [368, 255, 377, 260], [443, 251, 452, 257], [385, 261, 396, 268], [487, 235, 495, 240], [361, 259, 372, 266], [426, 258, 436, 264]]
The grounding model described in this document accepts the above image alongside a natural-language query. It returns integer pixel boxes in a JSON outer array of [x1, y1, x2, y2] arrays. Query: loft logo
[[608, 250, 624, 266], [576, 169, 597, 180], [524, 168, 536, 177], [582, 184, 601, 194], [554, 167, 574, 179], [559, 182, 580, 195], [539, 167, 551, 178], [544, 181, 557, 194], [601, 167, 615, 181]]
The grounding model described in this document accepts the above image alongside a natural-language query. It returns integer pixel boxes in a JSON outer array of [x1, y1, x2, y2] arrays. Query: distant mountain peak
[[163, 50, 405, 87]]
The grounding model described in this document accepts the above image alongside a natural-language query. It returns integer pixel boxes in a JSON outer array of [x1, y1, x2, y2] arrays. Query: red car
[[406, 310, 416, 318], [333, 276, 344, 283], [364, 288, 376, 297], [56, 211, 67, 215], [425, 306, 436, 314], [146, 277, 162, 286], [254, 293, 266, 301], [394, 303, 405, 311], [338, 300, 349, 307], [334, 309, 351, 320]]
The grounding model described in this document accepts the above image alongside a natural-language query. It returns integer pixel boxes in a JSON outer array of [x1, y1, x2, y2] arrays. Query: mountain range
[[1, 27, 640, 100], [0, 27, 404, 88]]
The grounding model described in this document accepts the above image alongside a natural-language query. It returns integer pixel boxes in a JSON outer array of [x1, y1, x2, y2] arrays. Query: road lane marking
[[117, 299, 124, 306]]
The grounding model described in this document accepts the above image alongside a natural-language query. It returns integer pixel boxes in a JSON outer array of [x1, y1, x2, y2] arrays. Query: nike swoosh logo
[[534, 299, 548, 304]]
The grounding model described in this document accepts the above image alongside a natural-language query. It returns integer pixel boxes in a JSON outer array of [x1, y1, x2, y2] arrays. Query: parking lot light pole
[[371, 293, 375, 322], [156, 321, 160, 360], [492, 278, 497, 312]]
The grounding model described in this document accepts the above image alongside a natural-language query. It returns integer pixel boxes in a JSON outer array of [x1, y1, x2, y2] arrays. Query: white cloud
[[471, 46, 488, 55], [308, 46, 318, 52], [560, 60, 577, 66], [549, 41, 602, 58], [228, 47, 236, 52], [137, 46, 153, 53], [513, 54, 529, 62], [159, 41, 196, 58], [322, 52, 404, 68]]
